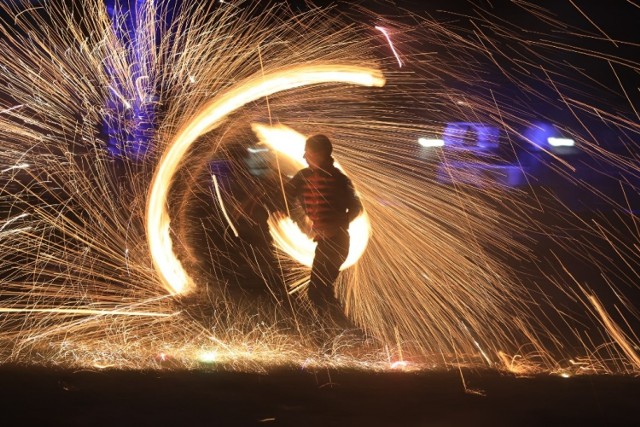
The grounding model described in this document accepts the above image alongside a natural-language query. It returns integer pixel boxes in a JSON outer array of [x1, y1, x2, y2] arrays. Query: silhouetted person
[[286, 134, 362, 328]]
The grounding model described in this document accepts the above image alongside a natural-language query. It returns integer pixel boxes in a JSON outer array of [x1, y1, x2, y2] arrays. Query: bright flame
[[252, 123, 370, 269], [146, 65, 385, 294]]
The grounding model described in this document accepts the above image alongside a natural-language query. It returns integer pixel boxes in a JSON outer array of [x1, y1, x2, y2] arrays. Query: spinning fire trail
[[0, 0, 638, 373], [147, 65, 385, 295]]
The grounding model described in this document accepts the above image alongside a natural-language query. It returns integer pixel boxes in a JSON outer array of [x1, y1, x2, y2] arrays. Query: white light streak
[[212, 174, 239, 238], [0, 213, 29, 232], [108, 85, 132, 109], [247, 146, 269, 153], [547, 137, 575, 147], [375, 26, 403, 68], [0, 104, 24, 115], [1, 163, 30, 173], [418, 138, 445, 147], [0, 227, 32, 237], [135, 75, 149, 102]]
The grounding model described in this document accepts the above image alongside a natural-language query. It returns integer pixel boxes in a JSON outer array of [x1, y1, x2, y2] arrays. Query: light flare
[[198, 350, 219, 363]]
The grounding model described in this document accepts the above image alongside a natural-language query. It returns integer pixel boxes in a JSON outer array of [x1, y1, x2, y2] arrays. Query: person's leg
[[308, 229, 351, 326]]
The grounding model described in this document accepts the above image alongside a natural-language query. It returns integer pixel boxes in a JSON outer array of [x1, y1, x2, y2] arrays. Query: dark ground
[[1, 365, 639, 426]]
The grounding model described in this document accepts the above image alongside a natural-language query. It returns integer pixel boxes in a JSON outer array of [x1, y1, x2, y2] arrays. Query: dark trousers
[[308, 228, 351, 327]]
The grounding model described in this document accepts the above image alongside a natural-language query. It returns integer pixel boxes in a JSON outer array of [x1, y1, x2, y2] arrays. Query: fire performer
[[285, 134, 363, 329]]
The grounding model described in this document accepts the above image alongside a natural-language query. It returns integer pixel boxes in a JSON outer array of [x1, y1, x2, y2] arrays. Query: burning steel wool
[[0, 0, 639, 374]]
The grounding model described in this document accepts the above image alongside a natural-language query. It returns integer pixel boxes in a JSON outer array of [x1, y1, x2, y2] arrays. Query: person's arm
[[285, 171, 314, 236], [344, 175, 363, 222], [284, 171, 303, 213]]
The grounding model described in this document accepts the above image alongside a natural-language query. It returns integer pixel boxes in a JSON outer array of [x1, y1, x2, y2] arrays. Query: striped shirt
[[287, 164, 362, 239]]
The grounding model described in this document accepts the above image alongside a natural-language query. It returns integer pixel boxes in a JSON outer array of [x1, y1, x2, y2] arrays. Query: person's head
[[304, 134, 333, 169]]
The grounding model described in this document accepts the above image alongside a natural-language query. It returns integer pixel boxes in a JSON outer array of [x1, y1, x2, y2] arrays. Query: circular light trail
[[146, 65, 385, 295], [252, 123, 370, 269]]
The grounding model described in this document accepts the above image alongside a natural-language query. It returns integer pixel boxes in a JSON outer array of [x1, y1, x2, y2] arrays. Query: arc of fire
[[146, 65, 385, 295]]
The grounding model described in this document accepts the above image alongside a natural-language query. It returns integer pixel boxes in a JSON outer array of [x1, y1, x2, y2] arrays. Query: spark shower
[[0, 0, 638, 374]]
